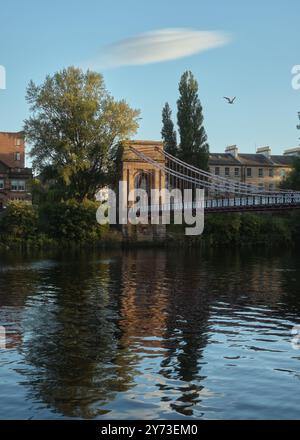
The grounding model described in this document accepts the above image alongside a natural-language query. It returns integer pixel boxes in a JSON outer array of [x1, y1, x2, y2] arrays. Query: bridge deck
[[142, 195, 300, 214]]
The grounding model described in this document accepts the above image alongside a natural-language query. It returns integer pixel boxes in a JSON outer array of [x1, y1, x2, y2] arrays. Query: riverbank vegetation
[[1, 200, 300, 250], [169, 212, 300, 247], [0, 200, 110, 250]]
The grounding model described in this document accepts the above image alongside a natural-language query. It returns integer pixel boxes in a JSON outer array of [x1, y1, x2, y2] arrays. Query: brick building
[[0, 131, 32, 208], [209, 145, 298, 191]]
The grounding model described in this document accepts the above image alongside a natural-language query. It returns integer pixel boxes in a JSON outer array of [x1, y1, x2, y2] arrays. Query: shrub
[[204, 213, 241, 245], [0, 201, 38, 240], [260, 215, 292, 244], [240, 213, 263, 242], [38, 199, 107, 242]]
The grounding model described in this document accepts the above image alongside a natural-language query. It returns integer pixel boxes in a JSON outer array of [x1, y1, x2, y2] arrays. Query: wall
[[0, 132, 25, 168]]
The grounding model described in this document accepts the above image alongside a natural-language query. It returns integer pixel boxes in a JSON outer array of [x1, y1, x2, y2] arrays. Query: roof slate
[[209, 153, 295, 167]]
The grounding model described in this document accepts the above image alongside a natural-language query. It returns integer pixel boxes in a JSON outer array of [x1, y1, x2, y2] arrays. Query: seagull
[[223, 96, 236, 104]]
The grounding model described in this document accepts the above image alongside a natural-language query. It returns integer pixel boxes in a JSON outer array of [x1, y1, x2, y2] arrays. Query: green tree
[[39, 199, 107, 242], [0, 201, 38, 240], [281, 156, 300, 190], [24, 67, 140, 202], [177, 71, 209, 170], [161, 102, 177, 155]]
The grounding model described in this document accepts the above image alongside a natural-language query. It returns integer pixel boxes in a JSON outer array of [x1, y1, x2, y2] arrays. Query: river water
[[0, 248, 300, 420]]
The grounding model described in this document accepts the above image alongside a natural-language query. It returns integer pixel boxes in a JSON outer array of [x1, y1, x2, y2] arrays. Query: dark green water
[[0, 248, 300, 420]]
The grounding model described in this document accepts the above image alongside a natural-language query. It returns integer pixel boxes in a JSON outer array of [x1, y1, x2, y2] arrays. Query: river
[[0, 248, 300, 419]]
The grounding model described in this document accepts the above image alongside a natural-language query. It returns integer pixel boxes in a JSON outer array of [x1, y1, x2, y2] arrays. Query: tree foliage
[[161, 102, 177, 156], [203, 213, 292, 246], [39, 199, 107, 241], [24, 67, 140, 201], [177, 71, 209, 170], [281, 156, 300, 190], [0, 201, 38, 240]]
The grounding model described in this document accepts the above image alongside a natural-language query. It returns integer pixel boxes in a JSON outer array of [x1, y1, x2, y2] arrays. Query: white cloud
[[90, 28, 230, 69]]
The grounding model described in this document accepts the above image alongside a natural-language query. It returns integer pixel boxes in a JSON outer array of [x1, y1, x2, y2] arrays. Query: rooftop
[[209, 146, 297, 167], [208, 153, 240, 166]]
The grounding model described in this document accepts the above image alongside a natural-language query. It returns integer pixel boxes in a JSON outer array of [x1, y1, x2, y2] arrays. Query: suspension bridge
[[122, 142, 300, 214]]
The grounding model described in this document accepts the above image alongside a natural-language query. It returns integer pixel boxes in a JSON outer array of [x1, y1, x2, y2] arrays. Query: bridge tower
[[121, 140, 166, 242], [121, 140, 165, 195]]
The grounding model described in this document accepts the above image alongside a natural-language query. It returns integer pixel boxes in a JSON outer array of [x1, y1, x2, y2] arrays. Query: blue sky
[[0, 0, 299, 161]]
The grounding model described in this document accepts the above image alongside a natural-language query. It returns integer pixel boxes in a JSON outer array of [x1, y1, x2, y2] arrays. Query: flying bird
[[223, 96, 236, 104]]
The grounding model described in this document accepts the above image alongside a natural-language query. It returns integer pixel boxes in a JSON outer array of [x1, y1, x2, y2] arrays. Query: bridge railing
[[203, 194, 300, 209], [139, 193, 300, 213]]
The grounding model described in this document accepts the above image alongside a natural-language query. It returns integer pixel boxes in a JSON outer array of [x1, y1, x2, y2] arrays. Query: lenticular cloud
[[92, 28, 230, 69]]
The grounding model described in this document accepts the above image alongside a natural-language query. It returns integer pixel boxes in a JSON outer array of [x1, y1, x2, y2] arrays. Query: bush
[[240, 213, 262, 242], [38, 199, 107, 242], [290, 212, 300, 242], [260, 215, 292, 244], [204, 213, 241, 245], [202, 212, 293, 246], [0, 201, 38, 240]]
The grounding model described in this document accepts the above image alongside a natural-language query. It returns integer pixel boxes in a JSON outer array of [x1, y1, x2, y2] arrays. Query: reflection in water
[[0, 248, 300, 419]]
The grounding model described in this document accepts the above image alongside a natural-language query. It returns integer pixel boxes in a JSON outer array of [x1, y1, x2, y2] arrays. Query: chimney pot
[[225, 145, 239, 158], [284, 147, 300, 156], [256, 146, 271, 158]]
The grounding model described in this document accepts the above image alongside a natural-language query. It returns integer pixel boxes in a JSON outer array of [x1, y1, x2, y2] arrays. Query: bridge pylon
[[121, 140, 167, 241]]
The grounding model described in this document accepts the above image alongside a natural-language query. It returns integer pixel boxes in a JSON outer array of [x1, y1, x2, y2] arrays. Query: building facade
[[0, 131, 32, 208], [209, 145, 298, 191]]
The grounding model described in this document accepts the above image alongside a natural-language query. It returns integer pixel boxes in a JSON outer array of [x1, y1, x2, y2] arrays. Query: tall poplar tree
[[177, 71, 209, 170], [161, 102, 177, 156]]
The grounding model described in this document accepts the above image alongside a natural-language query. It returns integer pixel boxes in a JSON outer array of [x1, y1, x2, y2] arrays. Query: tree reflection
[[20, 253, 137, 418]]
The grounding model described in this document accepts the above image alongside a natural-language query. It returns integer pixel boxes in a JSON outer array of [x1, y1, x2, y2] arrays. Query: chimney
[[256, 146, 271, 158], [225, 145, 239, 158], [284, 147, 300, 156]]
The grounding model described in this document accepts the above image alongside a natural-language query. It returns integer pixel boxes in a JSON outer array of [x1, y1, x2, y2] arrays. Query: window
[[269, 183, 275, 191], [0, 179, 4, 190], [15, 138, 21, 146], [225, 167, 230, 177], [11, 179, 25, 191], [234, 168, 240, 177], [258, 168, 264, 177], [269, 168, 274, 177], [247, 168, 252, 177], [258, 183, 264, 190], [14, 152, 21, 161], [215, 167, 220, 176]]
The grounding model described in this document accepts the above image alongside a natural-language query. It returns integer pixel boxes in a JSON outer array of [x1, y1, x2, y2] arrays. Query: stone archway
[[121, 140, 165, 196], [121, 140, 167, 241]]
